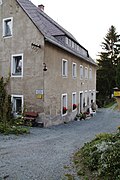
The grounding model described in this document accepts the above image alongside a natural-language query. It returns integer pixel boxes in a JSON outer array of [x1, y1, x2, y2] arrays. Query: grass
[[104, 100, 116, 108]]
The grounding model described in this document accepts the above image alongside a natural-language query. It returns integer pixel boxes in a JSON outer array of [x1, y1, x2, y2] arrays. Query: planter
[[73, 104, 77, 110], [63, 107, 67, 114]]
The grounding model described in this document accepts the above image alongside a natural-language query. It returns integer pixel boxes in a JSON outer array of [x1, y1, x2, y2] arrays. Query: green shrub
[[0, 122, 29, 135], [73, 132, 120, 179]]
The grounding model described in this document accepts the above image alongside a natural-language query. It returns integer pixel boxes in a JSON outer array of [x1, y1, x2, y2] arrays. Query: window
[[72, 63, 77, 78], [85, 67, 88, 79], [65, 37, 69, 45], [62, 59, 68, 77], [77, 45, 80, 51], [0, 0, 2, 5], [11, 54, 23, 77], [80, 65, 83, 79], [72, 41, 74, 48], [68, 39, 71, 47], [72, 92, 77, 111], [85, 91, 87, 106], [89, 68, 92, 79], [61, 93, 67, 115], [3, 17, 13, 37], [11, 95, 23, 117]]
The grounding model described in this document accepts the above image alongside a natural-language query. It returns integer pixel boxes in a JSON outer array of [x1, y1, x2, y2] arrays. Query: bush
[[0, 122, 29, 135], [73, 132, 120, 179]]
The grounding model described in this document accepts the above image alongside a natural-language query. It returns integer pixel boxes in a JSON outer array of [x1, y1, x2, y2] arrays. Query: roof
[[16, 0, 96, 66]]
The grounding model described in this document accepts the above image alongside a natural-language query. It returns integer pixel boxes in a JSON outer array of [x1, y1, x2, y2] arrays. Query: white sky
[[31, 0, 120, 60]]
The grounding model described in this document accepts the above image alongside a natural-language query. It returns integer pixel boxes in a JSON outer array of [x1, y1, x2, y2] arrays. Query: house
[[0, 0, 97, 127]]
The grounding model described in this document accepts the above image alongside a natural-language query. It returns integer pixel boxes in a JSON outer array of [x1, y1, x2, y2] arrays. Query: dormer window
[[72, 41, 74, 48], [65, 37, 69, 45], [3, 17, 13, 37]]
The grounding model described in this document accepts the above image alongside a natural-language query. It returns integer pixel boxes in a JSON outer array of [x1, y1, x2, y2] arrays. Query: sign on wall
[[36, 89, 44, 99], [114, 91, 120, 97]]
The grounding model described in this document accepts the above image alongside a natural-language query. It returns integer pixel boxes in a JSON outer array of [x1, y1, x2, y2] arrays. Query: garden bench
[[23, 112, 38, 126]]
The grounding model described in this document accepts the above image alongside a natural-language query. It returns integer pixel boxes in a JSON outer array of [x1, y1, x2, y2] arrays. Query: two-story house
[[0, 0, 97, 127]]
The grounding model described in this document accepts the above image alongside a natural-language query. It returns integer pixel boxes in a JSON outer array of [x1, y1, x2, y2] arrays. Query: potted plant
[[73, 104, 77, 110], [63, 107, 67, 114]]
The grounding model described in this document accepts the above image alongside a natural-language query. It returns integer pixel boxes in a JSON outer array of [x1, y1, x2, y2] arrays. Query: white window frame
[[3, 17, 13, 37], [80, 65, 83, 79], [85, 67, 88, 79], [61, 93, 67, 116], [93, 89, 96, 103], [89, 90, 91, 106], [0, 0, 3, 5], [11, 53, 23, 77], [85, 90, 87, 107], [89, 68, 92, 80], [11, 95, 24, 116], [72, 62, 77, 78], [72, 92, 77, 111], [79, 91, 83, 113], [62, 59, 68, 77]]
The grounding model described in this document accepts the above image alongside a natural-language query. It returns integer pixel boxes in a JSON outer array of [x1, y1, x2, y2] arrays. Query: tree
[[97, 25, 120, 106], [116, 60, 120, 89]]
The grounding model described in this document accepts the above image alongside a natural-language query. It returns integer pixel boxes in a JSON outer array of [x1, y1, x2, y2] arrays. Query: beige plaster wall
[[0, 0, 45, 112], [43, 42, 96, 126]]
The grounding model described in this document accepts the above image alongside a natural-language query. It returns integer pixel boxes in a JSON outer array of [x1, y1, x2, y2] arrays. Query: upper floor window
[[72, 63, 77, 78], [62, 59, 68, 77], [3, 17, 13, 37], [85, 67, 88, 79], [11, 54, 23, 77], [0, 0, 2, 5], [80, 65, 83, 80], [89, 68, 92, 79]]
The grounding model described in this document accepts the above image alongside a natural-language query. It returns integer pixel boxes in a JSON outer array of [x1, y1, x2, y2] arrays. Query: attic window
[[72, 41, 74, 48], [65, 37, 69, 45]]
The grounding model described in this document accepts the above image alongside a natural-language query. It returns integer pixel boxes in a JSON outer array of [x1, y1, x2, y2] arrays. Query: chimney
[[38, 4, 44, 11]]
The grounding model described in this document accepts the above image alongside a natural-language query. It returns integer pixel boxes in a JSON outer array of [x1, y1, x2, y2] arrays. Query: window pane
[[62, 60, 67, 76], [12, 54, 23, 76], [80, 65, 83, 79], [16, 98, 22, 113]]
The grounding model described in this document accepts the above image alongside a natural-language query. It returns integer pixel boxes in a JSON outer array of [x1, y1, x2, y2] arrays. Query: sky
[[31, 0, 120, 60]]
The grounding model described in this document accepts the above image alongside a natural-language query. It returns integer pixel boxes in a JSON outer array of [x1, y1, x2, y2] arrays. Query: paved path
[[0, 106, 120, 180]]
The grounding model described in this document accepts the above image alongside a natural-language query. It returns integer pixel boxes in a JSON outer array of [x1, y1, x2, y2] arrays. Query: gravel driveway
[[0, 106, 120, 180]]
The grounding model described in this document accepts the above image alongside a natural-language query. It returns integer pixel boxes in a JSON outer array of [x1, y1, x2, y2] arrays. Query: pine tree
[[97, 25, 120, 106]]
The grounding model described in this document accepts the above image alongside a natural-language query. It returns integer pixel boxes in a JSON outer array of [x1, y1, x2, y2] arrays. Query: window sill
[[3, 35, 12, 38]]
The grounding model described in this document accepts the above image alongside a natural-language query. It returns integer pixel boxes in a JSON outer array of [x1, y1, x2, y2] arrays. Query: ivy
[[0, 77, 12, 128]]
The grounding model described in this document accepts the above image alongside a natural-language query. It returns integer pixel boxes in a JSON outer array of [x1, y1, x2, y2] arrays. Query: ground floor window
[[72, 92, 77, 111], [11, 95, 23, 117], [61, 93, 67, 115], [85, 90, 88, 107]]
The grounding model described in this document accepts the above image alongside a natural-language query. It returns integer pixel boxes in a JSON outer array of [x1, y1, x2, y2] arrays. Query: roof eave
[[45, 37, 97, 66]]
